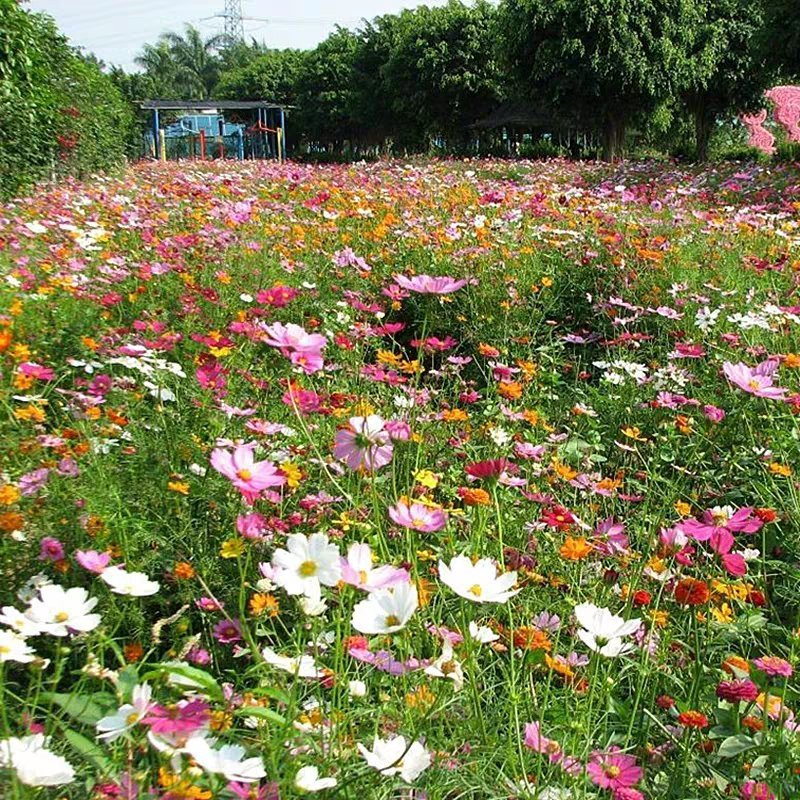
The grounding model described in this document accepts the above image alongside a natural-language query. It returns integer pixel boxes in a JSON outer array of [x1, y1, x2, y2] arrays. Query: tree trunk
[[602, 115, 627, 161], [693, 105, 715, 162]]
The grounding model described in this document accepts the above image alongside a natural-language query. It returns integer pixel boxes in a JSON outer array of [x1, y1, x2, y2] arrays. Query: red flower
[[541, 505, 576, 531], [464, 459, 509, 480], [677, 710, 708, 728], [632, 590, 652, 607], [674, 577, 710, 606]]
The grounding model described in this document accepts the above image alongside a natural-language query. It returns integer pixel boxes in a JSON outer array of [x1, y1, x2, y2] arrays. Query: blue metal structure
[[141, 100, 289, 161]]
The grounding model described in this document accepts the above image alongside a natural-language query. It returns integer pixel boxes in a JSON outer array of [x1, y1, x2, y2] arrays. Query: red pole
[[199, 130, 206, 160]]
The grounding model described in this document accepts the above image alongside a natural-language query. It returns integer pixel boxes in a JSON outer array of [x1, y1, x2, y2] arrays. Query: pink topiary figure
[[765, 85, 800, 142], [740, 109, 775, 154]]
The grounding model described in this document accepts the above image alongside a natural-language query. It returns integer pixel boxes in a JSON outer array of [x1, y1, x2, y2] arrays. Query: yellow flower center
[[385, 614, 401, 627], [126, 712, 140, 725], [747, 379, 761, 390], [359, 570, 369, 585], [605, 765, 621, 778], [55, 611, 69, 622], [468, 584, 483, 597], [298, 560, 317, 577], [237, 468, 253, 481]]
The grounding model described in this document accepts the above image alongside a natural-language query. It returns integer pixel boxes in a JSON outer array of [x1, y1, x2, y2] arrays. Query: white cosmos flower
[[574, 602, 641, 657], [272, 533, 341, 599], [0, 735, 75, 786], [261, 646, 324, 679], [183, 736, 266, 783], [351, 582, 418, 634], [438, 555, 519, 604], [24, 584, 101, 637], [294, 765, 338, 792], [469, 621, 499, 644], [424, 640, 464, 691], [100, 566, 160, 597], [348, 680, 367, 697], [0, 605, 43, 637], [0, 630, 36, 663], [96, 683, 153, 741], [357, 735, 431, 783]]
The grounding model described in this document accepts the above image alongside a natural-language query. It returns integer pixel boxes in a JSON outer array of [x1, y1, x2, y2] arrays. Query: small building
[[141, 100, 289, 162]]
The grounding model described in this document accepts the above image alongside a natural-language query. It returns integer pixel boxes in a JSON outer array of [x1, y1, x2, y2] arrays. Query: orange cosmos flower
[[559, 536, 593, 561]]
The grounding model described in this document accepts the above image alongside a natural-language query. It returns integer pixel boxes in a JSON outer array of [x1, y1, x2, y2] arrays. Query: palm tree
[[159, 25, 224, 99], [134, 41, 179, 97]]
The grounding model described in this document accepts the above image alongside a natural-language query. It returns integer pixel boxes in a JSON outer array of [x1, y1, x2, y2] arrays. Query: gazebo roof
[[140, 100, 289, 111]]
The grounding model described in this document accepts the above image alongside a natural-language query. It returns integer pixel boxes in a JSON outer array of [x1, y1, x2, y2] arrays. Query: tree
[[377, 1, 501, 149], [675, 0, 768, 161], [498, 0, 679, 160], [761, 0, 800, 81], [0, 0, 132, 196], [217, 49, 305, 105], [135, 25, 222, 99], [293, 28, 362, 150]]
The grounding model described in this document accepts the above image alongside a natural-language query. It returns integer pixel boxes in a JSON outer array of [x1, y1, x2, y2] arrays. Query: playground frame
[[140, 100, 289, 162]]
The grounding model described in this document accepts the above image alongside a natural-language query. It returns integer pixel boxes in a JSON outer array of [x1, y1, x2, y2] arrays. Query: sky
[[26, 0, 452, 71]]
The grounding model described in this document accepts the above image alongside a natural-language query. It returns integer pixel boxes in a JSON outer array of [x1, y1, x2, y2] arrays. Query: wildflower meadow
[[1, 157, 799, 799]]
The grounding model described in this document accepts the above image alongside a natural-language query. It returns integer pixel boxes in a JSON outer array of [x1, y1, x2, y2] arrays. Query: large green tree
[[498, 0, 680, 160], [135, 25, 222, 99], [376, 1, 501, 149], [216, 49, 305, 105], [674, 0, 768, 161], [760, 0, 800, 80]]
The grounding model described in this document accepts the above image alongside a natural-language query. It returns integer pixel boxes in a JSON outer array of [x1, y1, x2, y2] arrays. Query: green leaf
[[717, 734, 757, 758], [64, 728, 113, 774], [141, 662, 223, 700], [234, 706, 285, 725], [42, 692, 115, 726]]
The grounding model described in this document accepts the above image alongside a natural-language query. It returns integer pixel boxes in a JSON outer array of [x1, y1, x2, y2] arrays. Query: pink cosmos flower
[[38, 537, 65, 562], [262, 322, 327, 374], [340, 543, 409, 591], [213, 618, 243, 644], [703, 404, 726, 423], [210, 442, 286, 502], [587, 748, 643, 791], [523, 722, 562, 760], [393, 273, 468, 295], [141, 698, 210, 735], [388, 499, 447, 532], [19, 362, 55, 380], [740, 780, 775, 800], [723, 359, 787, 399], [333, 415, 394, 471], [76, 549, 112, 573], [680, 506, 762, 546]]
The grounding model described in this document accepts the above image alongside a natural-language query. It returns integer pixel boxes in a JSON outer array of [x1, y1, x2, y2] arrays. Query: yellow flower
[[674, 500, 692, 517], [220, 538, 245, 559], [621, 425, 648, 442], [768, 462, 792, 477], [280, 462, 303, 489], [711, 603, 734, 624], [167, 481, 190, 495], [414, 469, 440, 489], [649, 610, 669, 627], [14, 405, 46, 423], [541, 276, 553, 288], [249, 593, 279, 617], [0, 485, 21, 506], [376, 349, 402, 367]]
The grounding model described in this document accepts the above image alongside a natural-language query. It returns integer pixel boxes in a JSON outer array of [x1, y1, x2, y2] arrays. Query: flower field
[[1, 158, 799, 799]]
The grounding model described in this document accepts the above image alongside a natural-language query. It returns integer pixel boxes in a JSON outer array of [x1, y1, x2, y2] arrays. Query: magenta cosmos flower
[[210, 442, 286, 502], [388, 498, 447, 532], [587, 748, 643, 791], [722, 359, 787, 399], [141, 698, 210, 735], [680, 505, 762, 550], [393, 273, 468, 295], [262, 321, 327, 374], [333, 415, 393, 471]]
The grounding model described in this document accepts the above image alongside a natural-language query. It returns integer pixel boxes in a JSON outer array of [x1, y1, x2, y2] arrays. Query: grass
[[0, 157, 798, 799]]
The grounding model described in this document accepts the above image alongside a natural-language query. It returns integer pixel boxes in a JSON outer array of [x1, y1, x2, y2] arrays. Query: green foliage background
[[0, 0, 133, 199]]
